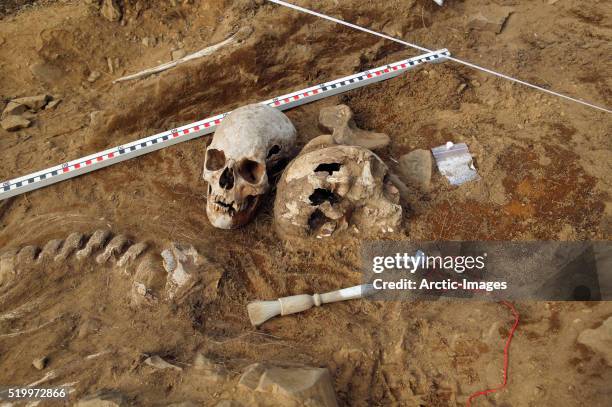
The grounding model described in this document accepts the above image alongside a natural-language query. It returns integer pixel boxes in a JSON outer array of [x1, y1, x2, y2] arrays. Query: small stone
[[1, 101, 28, 118], [171, 49, 187, 60], [32, 356, 48, 370], [468, 7, 513, 34], [144, 355, 182, 371], [45, 99, 62, 110], [239, 363, 338, 407], [88, 71, 102, 82], [11, 94, 51, 112], [1, 115, 31, 131], [101, 0, 122, 22], [578, 316, 612, 367], [398, 149, 433, 192]]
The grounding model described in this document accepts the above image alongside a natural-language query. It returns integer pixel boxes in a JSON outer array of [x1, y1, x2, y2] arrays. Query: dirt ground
[[0, 0, 611, 406]]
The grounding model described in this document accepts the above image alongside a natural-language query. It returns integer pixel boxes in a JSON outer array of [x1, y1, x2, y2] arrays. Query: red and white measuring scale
[[0, 49, 449, 201]]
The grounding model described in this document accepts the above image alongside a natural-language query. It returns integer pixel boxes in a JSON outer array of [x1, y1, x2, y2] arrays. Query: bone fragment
[[318, 105, 390, 150], [54, 232, 84, 262], [113, 27, 252, 83], [76, 229, 111, 260], [96, 235, 129, 264], [37, 239, 62, 263], [117, 242, 148, 268]]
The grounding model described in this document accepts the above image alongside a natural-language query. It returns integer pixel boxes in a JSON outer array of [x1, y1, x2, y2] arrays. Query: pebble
[[239, 363, 337, 406], [1, 101, 28, 118], [32, 356, 48, 370], [45, 99, 62, 110], [468, 7, 514, 34], [144, 355, 182, 371], [397, 149, 433, 192], [1, 115, 31, 131], [88, 71, 101, 82], [11, 94, 51, 112]]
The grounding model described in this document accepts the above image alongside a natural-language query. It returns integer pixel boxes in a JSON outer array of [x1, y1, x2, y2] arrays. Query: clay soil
[[0, 0, 611, 406]]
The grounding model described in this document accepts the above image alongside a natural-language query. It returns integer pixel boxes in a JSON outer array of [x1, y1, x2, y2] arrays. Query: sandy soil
[[0, 0, 611, 406]]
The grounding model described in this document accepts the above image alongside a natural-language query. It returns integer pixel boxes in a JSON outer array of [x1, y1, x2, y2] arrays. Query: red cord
[[466, 301, 520, 407]]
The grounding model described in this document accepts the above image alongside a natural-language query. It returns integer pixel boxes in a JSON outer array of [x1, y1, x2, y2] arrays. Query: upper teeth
[[208, 194, 251, 213]]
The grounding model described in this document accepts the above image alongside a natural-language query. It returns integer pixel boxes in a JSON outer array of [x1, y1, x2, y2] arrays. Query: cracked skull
[[274, 145, 402, 239], [203, 104, 297, 229]]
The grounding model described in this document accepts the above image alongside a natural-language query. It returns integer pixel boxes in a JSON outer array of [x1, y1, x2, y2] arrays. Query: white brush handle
[[320, 284, 370, 303], [277, 284, 370, 316]]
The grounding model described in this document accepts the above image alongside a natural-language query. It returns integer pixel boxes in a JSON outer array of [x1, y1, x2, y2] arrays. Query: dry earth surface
[[0, 0, 611, 406]]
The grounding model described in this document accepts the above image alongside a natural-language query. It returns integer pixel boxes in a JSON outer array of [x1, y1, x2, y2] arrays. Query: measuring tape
[[0, 49, 449, 201]]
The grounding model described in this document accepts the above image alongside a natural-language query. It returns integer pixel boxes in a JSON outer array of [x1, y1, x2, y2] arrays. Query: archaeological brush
[[247, 284, 375, 326]]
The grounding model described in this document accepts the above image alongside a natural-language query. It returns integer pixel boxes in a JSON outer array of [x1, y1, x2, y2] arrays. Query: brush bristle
[[247, 300, 282, 326]]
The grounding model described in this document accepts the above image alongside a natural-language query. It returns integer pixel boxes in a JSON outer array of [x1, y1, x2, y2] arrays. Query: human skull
[[274, 145, 402, 239], [203, 104, 297, 229]]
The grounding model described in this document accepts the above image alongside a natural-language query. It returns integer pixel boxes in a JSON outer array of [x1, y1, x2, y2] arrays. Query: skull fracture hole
[[314, 162, 341, 175], [308, 188, 339, 205], [267, 145, 281, 159], [308, 208, 332, 231]]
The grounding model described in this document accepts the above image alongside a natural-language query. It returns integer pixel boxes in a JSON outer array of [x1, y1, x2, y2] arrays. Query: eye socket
[[267, 145, 281, 158], [237, 159, 265, 184], [205, 149, 226, 171]]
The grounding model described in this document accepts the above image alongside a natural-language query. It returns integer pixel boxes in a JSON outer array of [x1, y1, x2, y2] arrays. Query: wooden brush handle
[[278, 294, 318, 316]]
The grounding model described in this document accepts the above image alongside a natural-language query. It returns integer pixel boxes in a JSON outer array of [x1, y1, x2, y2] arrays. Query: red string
[[466, 301, 520, 407]]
